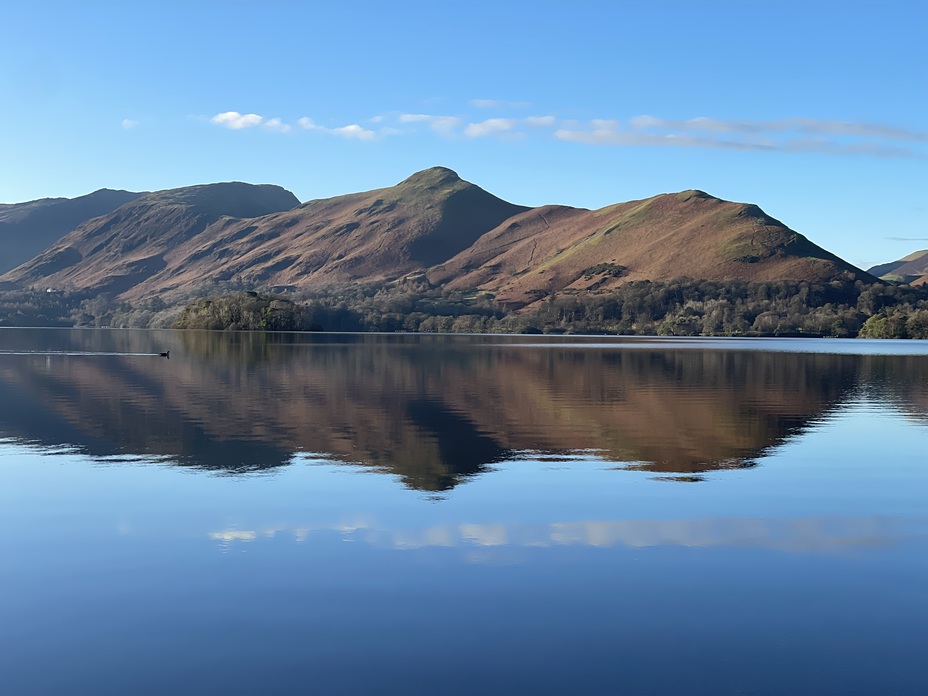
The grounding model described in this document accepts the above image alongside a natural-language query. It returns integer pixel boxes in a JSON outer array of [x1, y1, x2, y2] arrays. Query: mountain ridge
[[1, 182, 300, 296], [0, 188, 143, 275], [0, 168, 875, 302], [867, 249, 928, 282]]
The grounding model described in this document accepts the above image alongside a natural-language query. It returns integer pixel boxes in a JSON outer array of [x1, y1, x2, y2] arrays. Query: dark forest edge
[[3, 279, 928, 338]]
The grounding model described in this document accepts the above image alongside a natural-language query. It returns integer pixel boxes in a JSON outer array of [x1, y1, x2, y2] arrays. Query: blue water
[[0, 330, 926, 695]]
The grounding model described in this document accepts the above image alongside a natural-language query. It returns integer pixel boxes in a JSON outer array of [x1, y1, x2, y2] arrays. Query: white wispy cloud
[[555, 127, 767, 151], [395, 112, 552, 139], [630, 115, 928, 141], [556, 115, 928, 158], [332, 124, 376, 141], [262, 117, 291, 133], [398, 113, 462, 136], [525, 115, 556, 127], [211, 111, 264, 129], [298, 117, 376, 140], [121, 118, 140, 130], [205, 105, 923, 159], [464, 117, 516, 138]]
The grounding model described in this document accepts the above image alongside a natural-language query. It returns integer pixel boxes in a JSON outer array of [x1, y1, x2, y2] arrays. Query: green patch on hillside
[[600, 199, 658, 235], [880, 273, 922, 285]]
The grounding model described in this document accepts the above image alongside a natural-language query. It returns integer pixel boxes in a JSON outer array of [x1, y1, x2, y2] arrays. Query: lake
[[1, 329, 926, 695]]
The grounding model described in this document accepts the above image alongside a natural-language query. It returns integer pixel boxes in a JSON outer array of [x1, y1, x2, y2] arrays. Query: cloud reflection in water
[[209, 515, 926, 555]]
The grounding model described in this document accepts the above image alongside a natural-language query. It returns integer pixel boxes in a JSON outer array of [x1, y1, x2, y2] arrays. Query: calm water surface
[[1, 329, 926, 695]]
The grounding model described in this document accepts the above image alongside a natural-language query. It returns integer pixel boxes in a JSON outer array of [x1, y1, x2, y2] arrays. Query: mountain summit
[[429, 188, 871, 305], [1, 169, 873, 302]]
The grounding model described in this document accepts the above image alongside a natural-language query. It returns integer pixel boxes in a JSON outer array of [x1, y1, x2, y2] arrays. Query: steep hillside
[[2, 171, 875, 304], [429, 190, 873, 306], [867, 249, 928, 282], [121, 166, 528, 300], [1, 168, 526, 301], [0, 188, 142, 275], [1, 183, 300, 297]]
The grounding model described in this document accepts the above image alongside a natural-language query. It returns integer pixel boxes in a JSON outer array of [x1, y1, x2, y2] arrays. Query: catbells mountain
[[0, 168, 874, 304]]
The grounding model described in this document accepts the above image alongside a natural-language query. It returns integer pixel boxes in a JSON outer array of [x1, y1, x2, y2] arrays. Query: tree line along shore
[[3, 278, 928, 339]]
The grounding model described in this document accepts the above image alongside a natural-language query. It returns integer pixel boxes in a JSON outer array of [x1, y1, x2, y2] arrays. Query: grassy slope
[[431, 190, 872, 307], [0, 189, 142, 275], [1, 183, 301, 298], [868, 249, 928, 279], [114, 167, 528, 301], [2, 172, 874, 305]]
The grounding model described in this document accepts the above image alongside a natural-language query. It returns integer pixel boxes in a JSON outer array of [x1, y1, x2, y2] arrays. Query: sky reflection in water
[[0, 330, 927, 695]]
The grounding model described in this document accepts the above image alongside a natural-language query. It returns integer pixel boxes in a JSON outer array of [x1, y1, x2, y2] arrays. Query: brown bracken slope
[[428, 189, 872, 306], [140, 166, 528, 300], [1, 182, 300, 297], [1, 169, 873, 302], [0, 167, 526, 301], [0, 188, 142, 276], [867, 249, 928, 283]]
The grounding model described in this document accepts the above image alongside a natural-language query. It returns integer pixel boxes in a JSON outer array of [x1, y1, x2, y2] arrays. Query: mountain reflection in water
[[0, 329, 926, 490]]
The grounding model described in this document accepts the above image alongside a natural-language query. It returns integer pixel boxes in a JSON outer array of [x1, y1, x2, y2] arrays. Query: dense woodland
[[5, 278, 928, 338]]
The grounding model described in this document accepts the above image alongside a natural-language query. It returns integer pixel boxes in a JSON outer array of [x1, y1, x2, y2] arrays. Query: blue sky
[[1, 0, 925, 269]]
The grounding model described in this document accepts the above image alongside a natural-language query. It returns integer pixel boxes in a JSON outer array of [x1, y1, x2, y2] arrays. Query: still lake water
[[1, 328, 926, 695]]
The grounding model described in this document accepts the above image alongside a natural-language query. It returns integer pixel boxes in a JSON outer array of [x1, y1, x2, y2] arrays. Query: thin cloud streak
[[298, 117, 376, 141], [262, 117, 291, 133], [630, 115, 928, 141], [207, 107, 926, 158], [207, 112, 374, 140], [558, 116, 928, 158], [464, 118, 516, 138], [398, 113, 462, 136], [208, 514, 925, 555]]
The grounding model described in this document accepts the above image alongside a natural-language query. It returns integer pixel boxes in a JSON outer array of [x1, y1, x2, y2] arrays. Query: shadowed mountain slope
[[0, 189, 142, 276], [2, 171, 875, 303], [1, 183, 300, 297], [0, 168, 526, 301], [429, 190, 873, 307], [121, 166, 528, 300], [867, 249, 928, 282]]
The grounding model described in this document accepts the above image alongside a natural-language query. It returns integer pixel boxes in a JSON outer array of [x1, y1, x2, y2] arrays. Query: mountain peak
[[675, 189, 718, 202], [399, 166, 462, 188]]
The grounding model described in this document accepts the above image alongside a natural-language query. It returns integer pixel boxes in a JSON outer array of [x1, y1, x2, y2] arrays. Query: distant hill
[[1, 169, 875, 302], [867, 250, 928, 283], [1, 182, 300, 297], [0, 189, 142, 276], [429, 189, 873, 306]]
